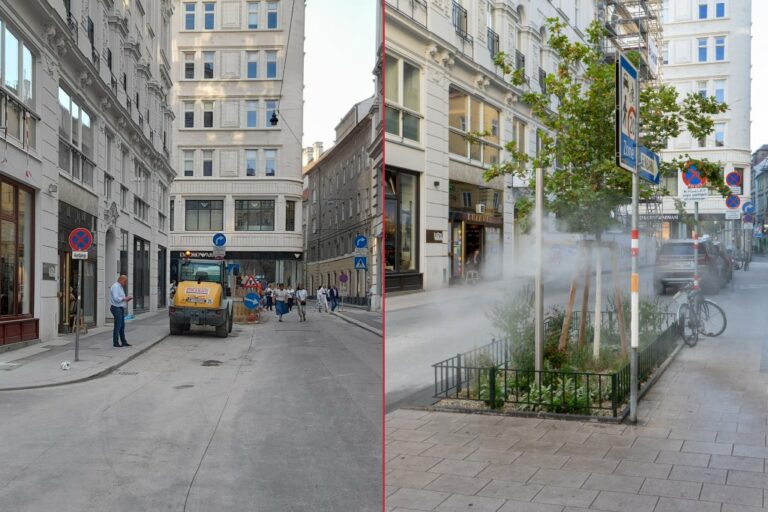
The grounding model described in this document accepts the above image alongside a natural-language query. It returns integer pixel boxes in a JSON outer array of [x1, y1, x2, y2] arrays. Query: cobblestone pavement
[[385, 260, 768, 511]]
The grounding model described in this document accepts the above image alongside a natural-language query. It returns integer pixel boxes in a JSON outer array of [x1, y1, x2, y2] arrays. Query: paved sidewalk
[[0, 311, 169, 391], [334, 306, 383, 335], [385, 261, 768, 511]]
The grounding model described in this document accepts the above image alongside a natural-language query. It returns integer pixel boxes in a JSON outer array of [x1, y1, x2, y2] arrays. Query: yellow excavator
[[169, 254, 233, 337]]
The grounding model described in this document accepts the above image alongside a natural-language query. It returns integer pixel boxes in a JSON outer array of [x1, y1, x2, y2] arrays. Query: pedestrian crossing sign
[[354, 256, 367, 270]]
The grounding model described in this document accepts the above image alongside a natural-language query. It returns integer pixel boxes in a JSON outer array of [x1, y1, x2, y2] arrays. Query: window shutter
[[221, 51, 241, 78], [221, 2, 241, 28], [220, 150, 239, 176]]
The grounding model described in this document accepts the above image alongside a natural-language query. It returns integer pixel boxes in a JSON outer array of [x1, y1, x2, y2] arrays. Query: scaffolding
[[597, 0, 665, 245]]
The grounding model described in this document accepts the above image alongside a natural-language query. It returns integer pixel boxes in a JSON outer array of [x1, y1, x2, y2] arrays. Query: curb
[[330, 311, 382, 337], [0, 332, 170, 392]]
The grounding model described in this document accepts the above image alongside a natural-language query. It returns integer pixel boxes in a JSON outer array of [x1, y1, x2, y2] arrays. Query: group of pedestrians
[[264, 283, 308, 322], [315, 285, 340, 313]]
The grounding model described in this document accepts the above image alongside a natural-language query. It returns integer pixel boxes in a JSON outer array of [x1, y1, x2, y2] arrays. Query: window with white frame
[[697, 80, 708, 98], [698, 0, 708, 19], [203, 150, 213, 176], [714, 123, 725, 147], [183, 150, 194, 176], [203, 101, 213, 128], [246, 149, 257, 176], [448, 86, 501, 165], [265, 100, 277, 127], [716, 1, 725, 17], [184, 52, 195, 79], [57, 87, 94, 186], [1, 21, 37, 148], [385, 56, 421, 143], [104, 173, 113, 200], [715, 36, 725, 61], [184, 101, 194, 128], [186, 200, 223, 231], [121, 185, 128, 209], [266, 51, 277, 78], [264, 149, 277, 176], [698, 38, 707, 62], [246, 101, 258, 128], [662, 42, 669, 65], [462, 191, 472, 208], [247, 2, 259, 29], [267, 2, 279, 29], [285, 200, 295, 231], [203, 51, 214, 78], [203, 2, 215, 30], [714, 79, 725, 103], [184, 3, 195, 30], [158, 184, 168, 231], [247, 51, 258, 78]]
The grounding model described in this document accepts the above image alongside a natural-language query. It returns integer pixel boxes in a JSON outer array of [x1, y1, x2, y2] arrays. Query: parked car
[[653, 239, 727, 294]]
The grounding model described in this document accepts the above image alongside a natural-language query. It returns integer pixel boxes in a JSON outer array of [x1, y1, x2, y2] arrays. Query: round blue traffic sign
[[725, 195, 741, 209], [213, 233, 227, 247], [743, 201, 756, 214], [244, 292, 260, 310], [354, 235, 368, 249]]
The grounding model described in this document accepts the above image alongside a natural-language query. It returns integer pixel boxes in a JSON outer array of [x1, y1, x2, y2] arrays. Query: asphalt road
[[385, 265, 667, 409], [0, 312, 382, 511]]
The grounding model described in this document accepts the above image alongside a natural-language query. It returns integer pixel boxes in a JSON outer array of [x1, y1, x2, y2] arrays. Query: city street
[[0, 309, 381, 512], [385, 265, 663, 409], [385, 258, 768, 512]]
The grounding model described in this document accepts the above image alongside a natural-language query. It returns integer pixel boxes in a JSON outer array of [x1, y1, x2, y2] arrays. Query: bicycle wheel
[[678, 302, 698, 347], [698, 299, 727, 337]]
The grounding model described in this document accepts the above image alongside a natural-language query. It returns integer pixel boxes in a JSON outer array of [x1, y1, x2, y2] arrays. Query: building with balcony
[[384, 0, 593, 292], [0, 0, 175, 346], [659, 0, 751, 245], [169, 0, 305, 289], [303, 97, 377, 306]]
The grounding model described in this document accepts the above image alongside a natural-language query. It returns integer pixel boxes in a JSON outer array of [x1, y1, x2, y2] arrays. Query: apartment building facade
[[169, 0, 304, 289], [384, 0, 594, 292], [0, 0, 175, 346], [659, 0, 751, 245], [304, 97, 376, 305]]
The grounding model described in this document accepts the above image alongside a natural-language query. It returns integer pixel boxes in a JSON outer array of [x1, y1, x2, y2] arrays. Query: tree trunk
[[610, 242, 629, 356], [593, 235, 603, 361], [559, 273, 578, 351], [578, 243, 592, 348]]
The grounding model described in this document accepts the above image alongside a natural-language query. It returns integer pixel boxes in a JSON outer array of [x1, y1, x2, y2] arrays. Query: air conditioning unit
[[476, 203, 486, 214]]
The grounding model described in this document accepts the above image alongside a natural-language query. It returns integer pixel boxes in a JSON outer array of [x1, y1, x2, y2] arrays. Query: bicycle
[[675, 281, 727, 347]]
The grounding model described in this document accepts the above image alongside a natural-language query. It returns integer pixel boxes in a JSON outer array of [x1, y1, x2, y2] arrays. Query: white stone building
[[169, 0, 305, 289], [0, 0, 175, 347], [384, 0, 593, 292], [660, 0, 751, 244]]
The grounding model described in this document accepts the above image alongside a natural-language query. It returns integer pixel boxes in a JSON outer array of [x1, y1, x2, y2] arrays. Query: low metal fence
[[432, 312, 679, 417]]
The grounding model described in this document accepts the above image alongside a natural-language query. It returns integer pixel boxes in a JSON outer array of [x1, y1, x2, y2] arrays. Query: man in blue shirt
[[109, 275, 133, 347]]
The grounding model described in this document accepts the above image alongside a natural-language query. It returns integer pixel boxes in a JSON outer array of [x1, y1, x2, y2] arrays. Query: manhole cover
[[174, 384, 195, 389], [201, 360, 222, 367]]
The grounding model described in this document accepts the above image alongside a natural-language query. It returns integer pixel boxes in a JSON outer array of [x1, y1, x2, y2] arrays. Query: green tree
[[484, 18, 729, 235]]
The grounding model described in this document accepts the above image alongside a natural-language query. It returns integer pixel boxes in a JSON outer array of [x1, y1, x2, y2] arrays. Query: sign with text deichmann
[[616, 53, 639, 173]]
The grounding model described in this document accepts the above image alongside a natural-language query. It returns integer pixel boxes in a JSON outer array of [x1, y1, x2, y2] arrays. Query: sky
[[752, 1, 767, 151], [303, 1, 377, 150]]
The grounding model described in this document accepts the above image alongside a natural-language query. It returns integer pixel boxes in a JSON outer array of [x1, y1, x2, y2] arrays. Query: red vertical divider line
[[381, 0, 387, 510]]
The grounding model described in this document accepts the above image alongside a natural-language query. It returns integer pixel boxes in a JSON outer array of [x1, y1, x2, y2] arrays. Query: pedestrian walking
[[317, 285, 329, 313], [109, 275, 133, 347], [296, 284, 308, 322], [274, 283, 288, 322], [329, 285, 339, 312], [287, 286, 295, 312], [265, 284, 274, 311]]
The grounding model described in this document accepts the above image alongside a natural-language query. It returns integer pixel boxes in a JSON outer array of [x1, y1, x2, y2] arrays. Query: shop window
[[0, 180, 33, 317], [384, 169, 418, 273], [235, 200, 275, 231], [185, 200, 223, 231]]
